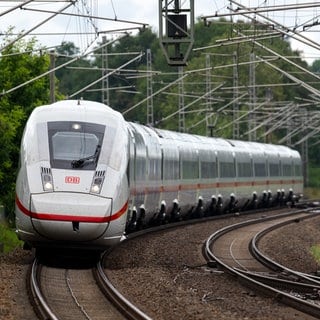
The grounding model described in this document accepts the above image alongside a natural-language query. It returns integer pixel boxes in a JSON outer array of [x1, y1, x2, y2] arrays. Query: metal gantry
[[158, 0, 194, 66]]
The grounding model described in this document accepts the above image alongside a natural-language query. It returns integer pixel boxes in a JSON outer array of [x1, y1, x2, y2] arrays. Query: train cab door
[[127, 128, 136, 211], [129, 124, 147, 218]]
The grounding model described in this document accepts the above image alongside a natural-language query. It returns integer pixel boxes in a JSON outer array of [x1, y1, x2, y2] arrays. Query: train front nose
[[30, 193, 112, 242]]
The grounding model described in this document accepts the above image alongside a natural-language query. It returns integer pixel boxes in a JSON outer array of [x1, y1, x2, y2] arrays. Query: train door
[[143, 128, 162, 215], [217, 150, 236, 211]]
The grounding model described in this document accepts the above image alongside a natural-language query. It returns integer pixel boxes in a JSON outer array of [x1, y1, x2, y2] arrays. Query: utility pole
[[159, 0, 194, 66], [146, 49, 154, 125], [49, 50, 55, 103], [101, 36, 109, 105]]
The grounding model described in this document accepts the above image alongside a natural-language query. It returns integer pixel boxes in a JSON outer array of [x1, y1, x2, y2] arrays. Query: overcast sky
[[0, 1, 319, 63]]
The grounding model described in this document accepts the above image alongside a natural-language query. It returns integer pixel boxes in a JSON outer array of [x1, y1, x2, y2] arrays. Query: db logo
[[65, 176, 80, 184]]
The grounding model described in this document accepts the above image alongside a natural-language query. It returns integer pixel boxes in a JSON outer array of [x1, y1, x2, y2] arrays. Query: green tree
[[55, 41, 100, 101], [0, 31, 51, 224]]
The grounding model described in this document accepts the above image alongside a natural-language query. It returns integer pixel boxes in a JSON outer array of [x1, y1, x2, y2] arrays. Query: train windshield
[[48, 121, 105, 170]]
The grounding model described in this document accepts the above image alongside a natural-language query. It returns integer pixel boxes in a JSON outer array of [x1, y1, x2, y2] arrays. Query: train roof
[[27, 100, 124, 125], [153, 127, 230, 146], [151, 127, 299, 157]]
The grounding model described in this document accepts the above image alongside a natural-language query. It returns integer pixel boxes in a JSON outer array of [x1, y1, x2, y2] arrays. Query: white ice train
[[15, 100, 303, 250]]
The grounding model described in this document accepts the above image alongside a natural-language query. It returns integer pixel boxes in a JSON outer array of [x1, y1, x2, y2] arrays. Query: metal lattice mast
[[249, 52, 257, 141], [301, 109, 309, 187], [205, 54, 214, 137], [49, 50, 55, 103], [233, 52, 239, 139], [178, 66, 185, 132], [101, 36, 109, 105], [146, 49, 154, 125]]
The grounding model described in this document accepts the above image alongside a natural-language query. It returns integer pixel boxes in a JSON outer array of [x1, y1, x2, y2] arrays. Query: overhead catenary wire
[[0, 35, 125, 97], [201, 2, 320, 19], [20, 5, 148, 27], [0, 1, 74, 53], [229, 0, 320, 54], [69, 51, 144, 98]]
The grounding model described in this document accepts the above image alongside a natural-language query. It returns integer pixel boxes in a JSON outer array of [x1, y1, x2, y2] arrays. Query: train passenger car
[[15, 100, 303, 250], [125, 125, 303, 229]]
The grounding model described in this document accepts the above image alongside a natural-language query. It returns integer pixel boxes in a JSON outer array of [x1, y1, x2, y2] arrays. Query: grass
[[303, 187, 320, 200], [310, 245, 320, 267], [308, 167, 320, 189], [0, 223, 23, 253]]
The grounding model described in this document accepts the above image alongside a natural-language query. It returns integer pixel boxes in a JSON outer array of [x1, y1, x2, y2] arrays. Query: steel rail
[[250, 212, 320, 286], [30, 258, 59, 320], [95, 257, 152, 320], [204, 208, 320, 318]]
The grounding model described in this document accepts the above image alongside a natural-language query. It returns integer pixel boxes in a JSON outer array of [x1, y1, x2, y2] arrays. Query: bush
[[0, 223, 22, 253], [308, 167, 320, 188]]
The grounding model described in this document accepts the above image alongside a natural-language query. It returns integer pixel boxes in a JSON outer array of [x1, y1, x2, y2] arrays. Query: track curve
[[205, 208, 320, 318]]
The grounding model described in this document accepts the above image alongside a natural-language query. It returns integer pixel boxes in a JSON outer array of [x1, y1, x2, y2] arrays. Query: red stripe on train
[[15, 195, 128, 223]]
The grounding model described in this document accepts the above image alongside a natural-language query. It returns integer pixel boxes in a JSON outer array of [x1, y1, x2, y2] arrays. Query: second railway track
[[205, 208, 320, 318]]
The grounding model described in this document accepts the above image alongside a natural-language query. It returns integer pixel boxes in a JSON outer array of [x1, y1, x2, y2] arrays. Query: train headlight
[[90, 176, 104, 194], [41, 167, 54, 192], [44, 181, 53, 191], [90, 170, 105, 194]]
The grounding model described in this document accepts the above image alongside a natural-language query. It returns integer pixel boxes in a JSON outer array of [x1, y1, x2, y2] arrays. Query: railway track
[[205, 208, 320, 318], [27, 204, 320, 319], [29, 254, 152, 320]]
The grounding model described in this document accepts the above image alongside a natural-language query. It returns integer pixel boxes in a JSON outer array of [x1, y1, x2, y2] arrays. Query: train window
[[237, 162, 252, 177], [48, 121, 105, 170], [282, 164, 292, 176], [148, 158, 161, 180], [220, 162, 235, 178], [136, 157, 146, 180], [269, 163, 280, 177], [295, 164, 302, 176], [254, 163, 266, 177], [182, 160, 199, 179], [201, 161, 217, 179], [163, 159, 179, 180]]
